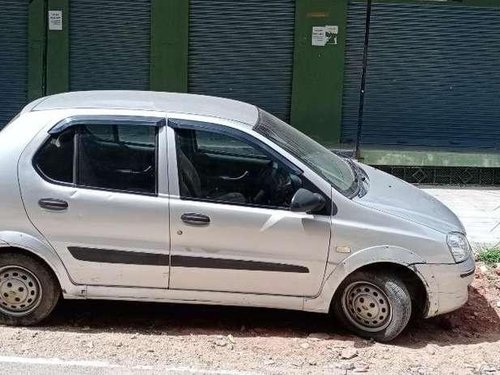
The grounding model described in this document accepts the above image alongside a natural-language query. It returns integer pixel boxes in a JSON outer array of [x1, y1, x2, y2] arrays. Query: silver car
[[0, 91, 474, 341]]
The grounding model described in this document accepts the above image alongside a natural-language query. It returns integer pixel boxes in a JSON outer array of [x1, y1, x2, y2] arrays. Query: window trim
[[33, 115, 164, 197], [195, 131, 269, 160], [169, 118, 333, 214], [49, 115, 166, 135], [169, 118, 302, 175]]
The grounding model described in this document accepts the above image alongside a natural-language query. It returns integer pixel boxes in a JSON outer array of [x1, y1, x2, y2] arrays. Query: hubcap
[[0, 266, 41, 316], [342, 281, 392, 332]]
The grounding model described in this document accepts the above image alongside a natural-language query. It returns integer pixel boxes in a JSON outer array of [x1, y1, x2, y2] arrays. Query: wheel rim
[[341, 281, 392, 332], [0, 266, 42, 316]]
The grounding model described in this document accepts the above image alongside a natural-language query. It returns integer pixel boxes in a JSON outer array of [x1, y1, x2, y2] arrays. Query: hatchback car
[[0, 91, 474, 341]]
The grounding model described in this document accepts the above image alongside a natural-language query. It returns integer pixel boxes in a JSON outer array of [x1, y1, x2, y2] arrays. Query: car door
[[167, 119, 332, 297], [18, 115, 170, 288]]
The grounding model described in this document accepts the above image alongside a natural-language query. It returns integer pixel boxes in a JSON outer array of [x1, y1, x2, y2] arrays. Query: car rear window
[[34, 122, 157, 195], [34, 128, 75, 184]]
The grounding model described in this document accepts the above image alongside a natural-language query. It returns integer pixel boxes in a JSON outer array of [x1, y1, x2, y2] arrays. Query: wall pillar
[[290, 0, 348, 146], [46, 0, 69, 95], [150, 0, 189, 92]]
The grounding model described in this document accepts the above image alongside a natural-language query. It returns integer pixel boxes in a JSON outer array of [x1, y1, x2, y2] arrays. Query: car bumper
[[415, 255, 475, 318]]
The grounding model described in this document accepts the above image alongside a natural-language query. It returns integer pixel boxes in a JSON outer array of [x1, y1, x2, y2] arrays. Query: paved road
[[423, 187, 500, 249], [0, 355, 250, 375]]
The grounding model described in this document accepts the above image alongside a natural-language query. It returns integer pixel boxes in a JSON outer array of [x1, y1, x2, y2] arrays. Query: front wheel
[[0, 252, 60, 326], [333, 271, 412, 342]]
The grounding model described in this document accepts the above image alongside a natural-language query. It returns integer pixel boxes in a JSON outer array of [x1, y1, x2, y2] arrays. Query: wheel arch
[[330, 262, 429, 317], [0, 231, 84, 298], [304, 245, 437, 315]]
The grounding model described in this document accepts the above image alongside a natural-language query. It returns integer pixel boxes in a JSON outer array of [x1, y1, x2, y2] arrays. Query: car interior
[[35, 124, 157, 194], [37, 124, 303, 205], [175, 128, 302, 208], [35, 128, 75, 184], [77, 125, 156, 194]]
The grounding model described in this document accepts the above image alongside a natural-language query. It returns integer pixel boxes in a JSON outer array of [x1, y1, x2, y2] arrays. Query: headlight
[[447, 232, 471, 263]]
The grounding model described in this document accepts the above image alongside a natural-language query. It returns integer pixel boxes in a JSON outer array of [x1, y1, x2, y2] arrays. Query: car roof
[[26, 91, 259, 126]]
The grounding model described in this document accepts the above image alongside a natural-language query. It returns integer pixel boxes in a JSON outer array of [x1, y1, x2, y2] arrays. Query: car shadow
[[390, 285, 500, 348], [34, 284, 499, 348]]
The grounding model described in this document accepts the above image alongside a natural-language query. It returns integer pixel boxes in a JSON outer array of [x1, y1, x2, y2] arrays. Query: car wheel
[[333, 271, 412, 342], [0, 252, 60, 326]]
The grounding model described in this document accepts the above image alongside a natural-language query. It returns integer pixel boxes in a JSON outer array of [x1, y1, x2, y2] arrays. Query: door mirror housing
[[290, 188, 326, 213]]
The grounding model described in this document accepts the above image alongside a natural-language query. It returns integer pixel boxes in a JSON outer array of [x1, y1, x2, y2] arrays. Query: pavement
[[0, 355, 249, 375], [422, 187, 500, 250]]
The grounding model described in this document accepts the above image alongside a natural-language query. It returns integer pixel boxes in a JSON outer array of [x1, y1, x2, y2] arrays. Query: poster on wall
[[312, 25, 338, 46], [48, 10, 63, 31]]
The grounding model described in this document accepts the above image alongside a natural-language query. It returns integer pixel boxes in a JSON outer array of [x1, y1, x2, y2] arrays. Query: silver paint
[[0, 91, 474, 320]]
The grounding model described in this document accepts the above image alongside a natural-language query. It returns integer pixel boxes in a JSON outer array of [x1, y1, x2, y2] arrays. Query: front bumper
[[414, 255, 475, 318]]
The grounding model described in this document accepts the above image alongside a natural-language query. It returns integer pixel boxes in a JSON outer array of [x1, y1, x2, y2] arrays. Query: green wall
[[28, 0, 47, 101], [290, 0, 348, 147], [150, 0, 189, 92], [46, 0, 69, 95]]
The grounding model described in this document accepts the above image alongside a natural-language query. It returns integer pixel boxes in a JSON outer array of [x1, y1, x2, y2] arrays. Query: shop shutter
[[188, 0, 295, 122], [361, 3, 500, 150], [69, 0, 151, 91], [0, 1, 28, 127], [340, 1, 367, 145]]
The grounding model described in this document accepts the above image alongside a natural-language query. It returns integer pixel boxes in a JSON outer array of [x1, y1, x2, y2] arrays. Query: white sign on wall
[[48, 10, 63, 31], [312, 25, 339, 47], [312, 26, 327, 46]]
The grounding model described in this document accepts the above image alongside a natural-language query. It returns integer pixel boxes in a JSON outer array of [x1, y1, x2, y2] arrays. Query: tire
[[0, 252, 60, 326], [333, 271, 412, 342]]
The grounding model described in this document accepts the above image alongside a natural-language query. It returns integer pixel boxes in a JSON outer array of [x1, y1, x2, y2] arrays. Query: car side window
[[78, 124, 156, 194], [34, 122, 157, 195], [34, 128, 75, 184], [175, 127, 303, 209], [196, 130, 266, 159]]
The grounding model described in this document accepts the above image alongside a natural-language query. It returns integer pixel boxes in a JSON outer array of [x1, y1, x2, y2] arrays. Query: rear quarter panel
[[0, 111, 83, 296]]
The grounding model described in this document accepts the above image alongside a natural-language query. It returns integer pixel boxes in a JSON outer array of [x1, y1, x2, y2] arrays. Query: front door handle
[[181, 213, 210, 226], [38, 198, 69, 211]]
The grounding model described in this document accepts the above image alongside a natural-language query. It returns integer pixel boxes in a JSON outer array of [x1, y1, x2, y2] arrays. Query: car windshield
[[254, 109, 357, 197]]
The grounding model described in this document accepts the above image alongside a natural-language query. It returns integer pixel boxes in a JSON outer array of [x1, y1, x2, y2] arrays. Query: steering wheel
[[253, 161, 295, 206]]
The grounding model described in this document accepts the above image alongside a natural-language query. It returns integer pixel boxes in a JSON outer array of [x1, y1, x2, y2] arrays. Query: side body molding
[[303, 245, 438, 314], [0, 231, 85, 298]]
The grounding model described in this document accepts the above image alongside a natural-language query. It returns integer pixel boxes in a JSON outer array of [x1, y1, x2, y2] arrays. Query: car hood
[[354, 163, 465, 234]]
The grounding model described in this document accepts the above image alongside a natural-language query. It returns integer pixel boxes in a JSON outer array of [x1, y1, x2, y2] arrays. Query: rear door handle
[[38, 198, 69, 211], [181, 213, 210, 226]]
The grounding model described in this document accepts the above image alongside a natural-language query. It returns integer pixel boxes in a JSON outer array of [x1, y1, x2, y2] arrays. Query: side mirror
[[290, 188, 326, 213]]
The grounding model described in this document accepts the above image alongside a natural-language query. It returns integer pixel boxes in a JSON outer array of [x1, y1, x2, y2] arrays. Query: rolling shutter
[[345, 3, 500, 150], [69, 0, 151, 91], [340, 1, 367, 145], [188, 0, 295, 122], [0, 1, 28, 127]]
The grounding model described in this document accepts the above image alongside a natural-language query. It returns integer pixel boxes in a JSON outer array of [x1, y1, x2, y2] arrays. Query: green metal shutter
[[188, 0, 295, 122], [357, 3, 500, 150], [69, 0, 151, 91], [0, 1, 28, 127], [341, 1, 367, 145]]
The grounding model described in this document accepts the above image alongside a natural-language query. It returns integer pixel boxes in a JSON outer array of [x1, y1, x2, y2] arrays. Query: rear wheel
[[0, 253, 60, 325], [333, 271, 412, 342]]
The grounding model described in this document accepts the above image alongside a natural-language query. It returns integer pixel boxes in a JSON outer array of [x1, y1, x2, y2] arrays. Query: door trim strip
[[172, 255, 309, 273], [68, 247, 170, 266], [68, 247, 309, 273]]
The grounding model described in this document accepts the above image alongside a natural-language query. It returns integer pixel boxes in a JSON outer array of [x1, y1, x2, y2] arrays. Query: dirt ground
[[0, 263, 498, 374]]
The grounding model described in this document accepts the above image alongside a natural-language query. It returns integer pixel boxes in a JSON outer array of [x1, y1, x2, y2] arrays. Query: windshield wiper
[[345, 158, 368, 198]]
